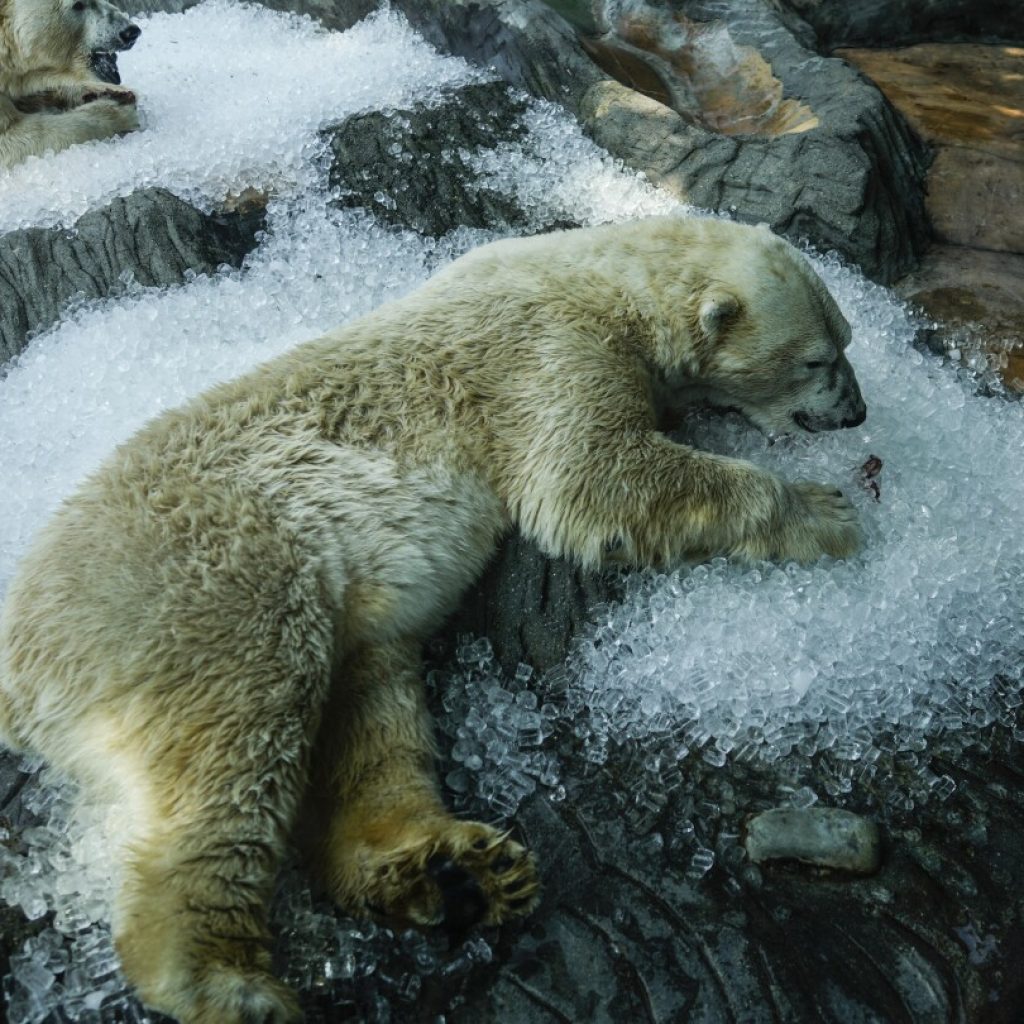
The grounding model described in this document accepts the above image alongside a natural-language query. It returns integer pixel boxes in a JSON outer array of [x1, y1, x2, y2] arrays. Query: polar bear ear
[[698, 291, 741, 341]]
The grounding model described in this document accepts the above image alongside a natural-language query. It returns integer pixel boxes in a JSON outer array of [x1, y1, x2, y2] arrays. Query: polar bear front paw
[[81, 97, 140, 135], [80, 84, 136, 106], [776, 481, 862, 562], [333, 818, 540, 933]]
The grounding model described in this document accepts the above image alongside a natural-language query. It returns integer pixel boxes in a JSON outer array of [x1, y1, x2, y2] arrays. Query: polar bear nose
[[119, 24, 141, 48], [842, 405, 867, 429]]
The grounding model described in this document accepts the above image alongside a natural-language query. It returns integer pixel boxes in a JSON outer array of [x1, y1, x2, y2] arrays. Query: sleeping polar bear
[[0, 216, 865, 1023]]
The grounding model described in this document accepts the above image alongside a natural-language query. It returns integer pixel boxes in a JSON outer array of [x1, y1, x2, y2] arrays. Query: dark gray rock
[[129, 0, 929, 280], [415, 713, 1024, 1024], [381, 0, 930, 283], [0, 188, 264, 367], [324, 81, 532, 238], [437, 534, 621, 676], [779, 0, 1024, 49]]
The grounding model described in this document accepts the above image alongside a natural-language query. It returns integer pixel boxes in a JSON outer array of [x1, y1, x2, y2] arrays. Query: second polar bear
[[0, 0, 141, 168], [0, 216, 865, 1023]]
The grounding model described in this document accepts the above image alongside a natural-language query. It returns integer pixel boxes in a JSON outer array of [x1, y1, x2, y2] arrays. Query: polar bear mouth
[[792, 411, 817, 433]]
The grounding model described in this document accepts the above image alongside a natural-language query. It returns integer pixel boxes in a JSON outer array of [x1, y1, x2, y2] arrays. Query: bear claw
[[335, 820, 540, 930]]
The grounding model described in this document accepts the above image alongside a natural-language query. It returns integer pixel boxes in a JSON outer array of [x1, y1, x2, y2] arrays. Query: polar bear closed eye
[[0, 0, 140, 168], [0, 216, 865, 1024]]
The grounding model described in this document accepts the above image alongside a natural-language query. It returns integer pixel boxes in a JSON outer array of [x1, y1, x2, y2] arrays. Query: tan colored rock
[[585, 6, 819, 137], [839, 43, 1024, 252], [842, 42, 1024, 386], [927, 147, 1024, 251], [897, 244, 1024, 390], [837, 44, 1024, 155]]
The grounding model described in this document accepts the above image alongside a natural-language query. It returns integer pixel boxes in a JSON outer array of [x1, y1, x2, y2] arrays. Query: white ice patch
[[0, 0, 483, 232], [570, 254, 1024, 761], [470, 98, 682, 225]]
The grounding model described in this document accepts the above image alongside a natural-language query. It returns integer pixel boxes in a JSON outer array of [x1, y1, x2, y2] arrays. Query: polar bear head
[[676, 222, 867, 438], [8, 0, 140, 67]]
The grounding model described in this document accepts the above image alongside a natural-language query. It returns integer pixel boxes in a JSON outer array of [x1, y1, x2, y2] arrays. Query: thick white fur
[[0, 216, 865, 1023], [0, 0, 139, 168]]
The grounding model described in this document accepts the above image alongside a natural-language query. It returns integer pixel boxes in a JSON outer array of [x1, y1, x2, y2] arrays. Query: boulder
[[324, 81, 533, 238], [837, 42, 1024, 390], [778, 0, 1024, 49], [0, 188, 264, 366]]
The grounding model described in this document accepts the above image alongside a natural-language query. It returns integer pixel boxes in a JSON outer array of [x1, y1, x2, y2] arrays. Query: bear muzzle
[[118, 23, 140, 49]]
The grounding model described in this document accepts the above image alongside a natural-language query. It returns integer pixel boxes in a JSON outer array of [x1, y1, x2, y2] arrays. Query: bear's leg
[[0, 95, 138, 168], [303, 641, 540, 932], [111, 645, 332, 1024]]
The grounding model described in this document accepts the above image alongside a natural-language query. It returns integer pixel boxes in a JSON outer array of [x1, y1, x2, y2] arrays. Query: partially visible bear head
[[11, 0, 140, 64], [655, 220, 867, 438]]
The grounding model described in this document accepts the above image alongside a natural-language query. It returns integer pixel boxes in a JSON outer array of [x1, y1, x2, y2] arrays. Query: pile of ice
[[0, 0, 484, 232], [1, 767, 130, 1024], [439, 253, 1024, 829], [1, 0, 1023, 1019]]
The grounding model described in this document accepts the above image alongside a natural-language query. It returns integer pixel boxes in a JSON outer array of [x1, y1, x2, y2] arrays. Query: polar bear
[[0, 216, 864, 1023], [0, 0, 140, 168]]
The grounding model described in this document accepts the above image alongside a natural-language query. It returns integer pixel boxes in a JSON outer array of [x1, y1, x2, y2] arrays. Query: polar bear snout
[[842, 402, 867, 429], [81, 0, 140, 54], [792, 388, 867, 433], [117, 23, 140, 49]]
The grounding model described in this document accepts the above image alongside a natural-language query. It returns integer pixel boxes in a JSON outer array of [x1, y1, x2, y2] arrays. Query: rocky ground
[[2, 1, 1024, 1022], [838, 42, 1024, 390]]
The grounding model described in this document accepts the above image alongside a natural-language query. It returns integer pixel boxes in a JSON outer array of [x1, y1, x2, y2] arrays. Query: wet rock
[[263, 0, 931, 282], [780, 0, 1024, 49], [323, 81, 532, 238], [897, 245, 1024, 391], [838, 43, 1024, 254], [745, 807, 882, 873], [839, 42, 1024, 391], [0, 188, 264, 366]]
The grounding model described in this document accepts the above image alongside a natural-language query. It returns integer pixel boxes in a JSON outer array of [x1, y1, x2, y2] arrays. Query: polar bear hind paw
[[343, 819, 540, 933]]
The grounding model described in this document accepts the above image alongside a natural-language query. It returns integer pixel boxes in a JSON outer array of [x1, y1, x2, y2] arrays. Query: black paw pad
[[427, 855, 488, 934]]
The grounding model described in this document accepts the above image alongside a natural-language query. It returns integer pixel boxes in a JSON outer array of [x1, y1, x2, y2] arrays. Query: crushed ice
[[0, 1, 484, 232], [1, 0, 1023, 1020]]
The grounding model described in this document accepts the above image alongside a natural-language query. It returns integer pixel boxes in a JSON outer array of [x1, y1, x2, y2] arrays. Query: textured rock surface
[[780, 0, 1024, 49], [897, 246, 1024, 392], [839, 43, 1024, 390], [0, 188, 264, 366], [839, 43, 1024, 253], [324, 81, 533, 238]]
